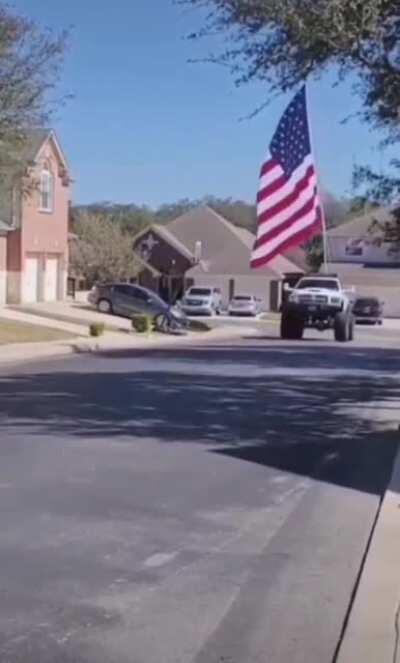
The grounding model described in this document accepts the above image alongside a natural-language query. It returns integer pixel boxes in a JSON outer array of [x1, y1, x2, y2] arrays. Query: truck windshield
[[296, 279, 339, 291], [188, 288, 212, 296]]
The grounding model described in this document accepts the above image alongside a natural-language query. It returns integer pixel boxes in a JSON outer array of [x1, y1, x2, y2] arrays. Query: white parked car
[[180, 286, 222, 316], [229, 295, 262, 317]]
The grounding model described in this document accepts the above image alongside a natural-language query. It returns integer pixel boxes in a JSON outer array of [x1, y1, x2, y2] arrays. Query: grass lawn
[[0, 320, 77, 345]]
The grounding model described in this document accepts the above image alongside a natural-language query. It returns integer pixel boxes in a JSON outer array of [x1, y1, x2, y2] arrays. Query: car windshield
[[233, 296, 252, 301], [146, 291, 166, 307], [124, 286, 166, 307], [188, 288, 212, 296], [354, 298, 379, 306], [296, 279, 339, 291]]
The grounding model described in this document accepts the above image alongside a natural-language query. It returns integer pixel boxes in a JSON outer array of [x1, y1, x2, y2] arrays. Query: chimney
[[194, 240, 202, 263]]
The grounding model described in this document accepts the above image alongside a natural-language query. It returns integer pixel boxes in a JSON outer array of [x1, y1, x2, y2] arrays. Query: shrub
[[131, 314, 153, 334], [89, 322, 105, 337]]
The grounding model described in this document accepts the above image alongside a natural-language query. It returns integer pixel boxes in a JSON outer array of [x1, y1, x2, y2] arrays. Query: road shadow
[[0, 343, 399, 498]]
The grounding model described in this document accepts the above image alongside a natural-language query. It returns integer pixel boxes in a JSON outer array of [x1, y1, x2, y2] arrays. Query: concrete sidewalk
[[0, 305, 89, 336], [337, 436, 400, 663], [9, 300, 134, 332], [0, 324, 254, 369]]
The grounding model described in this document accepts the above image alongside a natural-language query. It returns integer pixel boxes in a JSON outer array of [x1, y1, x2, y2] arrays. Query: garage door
[[24, 256, 39, 303], [44, 257, 59, 302]]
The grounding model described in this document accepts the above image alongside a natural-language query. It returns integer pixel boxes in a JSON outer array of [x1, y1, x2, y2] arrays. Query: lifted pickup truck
[[280, 274, 355, 342]]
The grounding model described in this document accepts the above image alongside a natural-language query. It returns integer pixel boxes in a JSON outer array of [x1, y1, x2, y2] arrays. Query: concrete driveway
[[0, 324, 399, 662]]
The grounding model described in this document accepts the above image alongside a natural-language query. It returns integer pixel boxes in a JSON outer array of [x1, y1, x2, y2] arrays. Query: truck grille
[[186, 299, 203, 306], [298, 294, 328, 304]]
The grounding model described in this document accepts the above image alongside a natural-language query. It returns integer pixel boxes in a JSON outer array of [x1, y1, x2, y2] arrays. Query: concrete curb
[[337, 439, 400, 663], [0, 326, 253, 370]]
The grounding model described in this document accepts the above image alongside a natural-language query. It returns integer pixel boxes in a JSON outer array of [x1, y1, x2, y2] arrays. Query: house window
[[345, 238, 364, 256], [39, 169, 54, 212]]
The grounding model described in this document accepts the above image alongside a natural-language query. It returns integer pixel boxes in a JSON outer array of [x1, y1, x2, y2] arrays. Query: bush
[[131, 314, 153, 334], [89, 322, 105, 337]]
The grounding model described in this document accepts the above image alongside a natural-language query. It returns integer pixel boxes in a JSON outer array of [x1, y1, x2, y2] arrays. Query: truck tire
[[281, 312, 304, 340], [334, 311, 351, 342], [348, 315, 355, 341]]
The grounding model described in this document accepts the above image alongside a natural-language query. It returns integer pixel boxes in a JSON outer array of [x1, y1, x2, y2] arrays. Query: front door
[[111, 285, 134, 316], [24, 256, 39, 303], [44, 257, 59, 301]]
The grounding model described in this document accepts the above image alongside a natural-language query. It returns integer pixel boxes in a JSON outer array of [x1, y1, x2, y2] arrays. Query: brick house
[[0, 129, 71, 305], [324, 208, 400, 317], [132, 206, 304, 308]]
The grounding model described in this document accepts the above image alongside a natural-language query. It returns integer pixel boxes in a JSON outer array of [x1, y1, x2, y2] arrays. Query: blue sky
[[13, 0, 396, 206]]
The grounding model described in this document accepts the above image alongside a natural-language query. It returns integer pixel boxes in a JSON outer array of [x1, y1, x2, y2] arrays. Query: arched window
[[39, 168, 54, 212]]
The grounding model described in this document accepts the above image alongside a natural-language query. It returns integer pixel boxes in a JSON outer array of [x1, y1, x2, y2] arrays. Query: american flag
[[250, 86, 323, 269]]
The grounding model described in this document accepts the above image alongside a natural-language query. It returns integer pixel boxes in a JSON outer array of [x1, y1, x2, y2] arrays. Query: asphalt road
[[0, 324, 399, 663]]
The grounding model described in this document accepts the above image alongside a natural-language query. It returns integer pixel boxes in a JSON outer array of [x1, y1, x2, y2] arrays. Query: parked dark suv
[[353, 296, 384, 325], [88, 283, 187, 330]]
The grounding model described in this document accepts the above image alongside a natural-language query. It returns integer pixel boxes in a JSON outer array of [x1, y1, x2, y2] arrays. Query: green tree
[[69, 212, 140, 286], [183, 0, 400, 248], [183, 0, 400, 139], [305, 236, 325, 273], [304, 193, 349, 272]]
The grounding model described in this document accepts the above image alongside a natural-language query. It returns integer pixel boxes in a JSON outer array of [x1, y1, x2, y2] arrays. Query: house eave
[[133, 251, 162, 277]]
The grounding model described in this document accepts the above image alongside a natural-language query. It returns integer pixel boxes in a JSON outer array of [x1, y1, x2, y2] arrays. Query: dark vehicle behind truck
[[353, 297, 383, 325]]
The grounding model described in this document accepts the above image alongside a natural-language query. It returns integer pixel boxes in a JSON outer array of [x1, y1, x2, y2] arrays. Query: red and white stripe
[[251, 154, 322, 269]]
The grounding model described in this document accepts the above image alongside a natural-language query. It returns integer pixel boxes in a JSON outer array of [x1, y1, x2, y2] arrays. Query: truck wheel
[[348, 315, 355, 341], [334, 312, 350, 342], [281, 312, 304, 340]]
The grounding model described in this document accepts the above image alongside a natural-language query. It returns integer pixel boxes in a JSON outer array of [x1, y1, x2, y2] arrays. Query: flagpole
[[305, 85, 329, 274]]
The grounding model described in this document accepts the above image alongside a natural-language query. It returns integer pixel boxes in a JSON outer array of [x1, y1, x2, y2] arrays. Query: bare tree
[[0, 4, 68, 183]]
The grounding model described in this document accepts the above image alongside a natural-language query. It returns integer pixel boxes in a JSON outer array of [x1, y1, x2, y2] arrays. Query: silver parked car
[[180, 286, 222, 316], [229, 295, 262, 317], [88, 283, 187, 330]]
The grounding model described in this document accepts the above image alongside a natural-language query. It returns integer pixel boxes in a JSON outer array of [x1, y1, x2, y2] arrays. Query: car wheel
[[98, 299, 112, 314], [348, 315, 355, 341]]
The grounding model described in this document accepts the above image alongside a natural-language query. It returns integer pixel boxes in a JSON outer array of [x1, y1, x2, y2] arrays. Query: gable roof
[[0, 219, 10, 233], [152, 224, 195, 261], [132, 204, 303, 277], [22, 129, 50, 163], [15, 128, 70, 177], [132, 223, 195, 262], [169, 205, 300, 277], [283, 246, 308, 270], [323, 262, 400, 287], [328, 207, 392, 238], [167, 206, 243, 259]]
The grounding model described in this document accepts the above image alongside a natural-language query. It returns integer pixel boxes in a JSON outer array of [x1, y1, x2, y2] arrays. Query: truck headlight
[[331, 297, 341, 305]]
